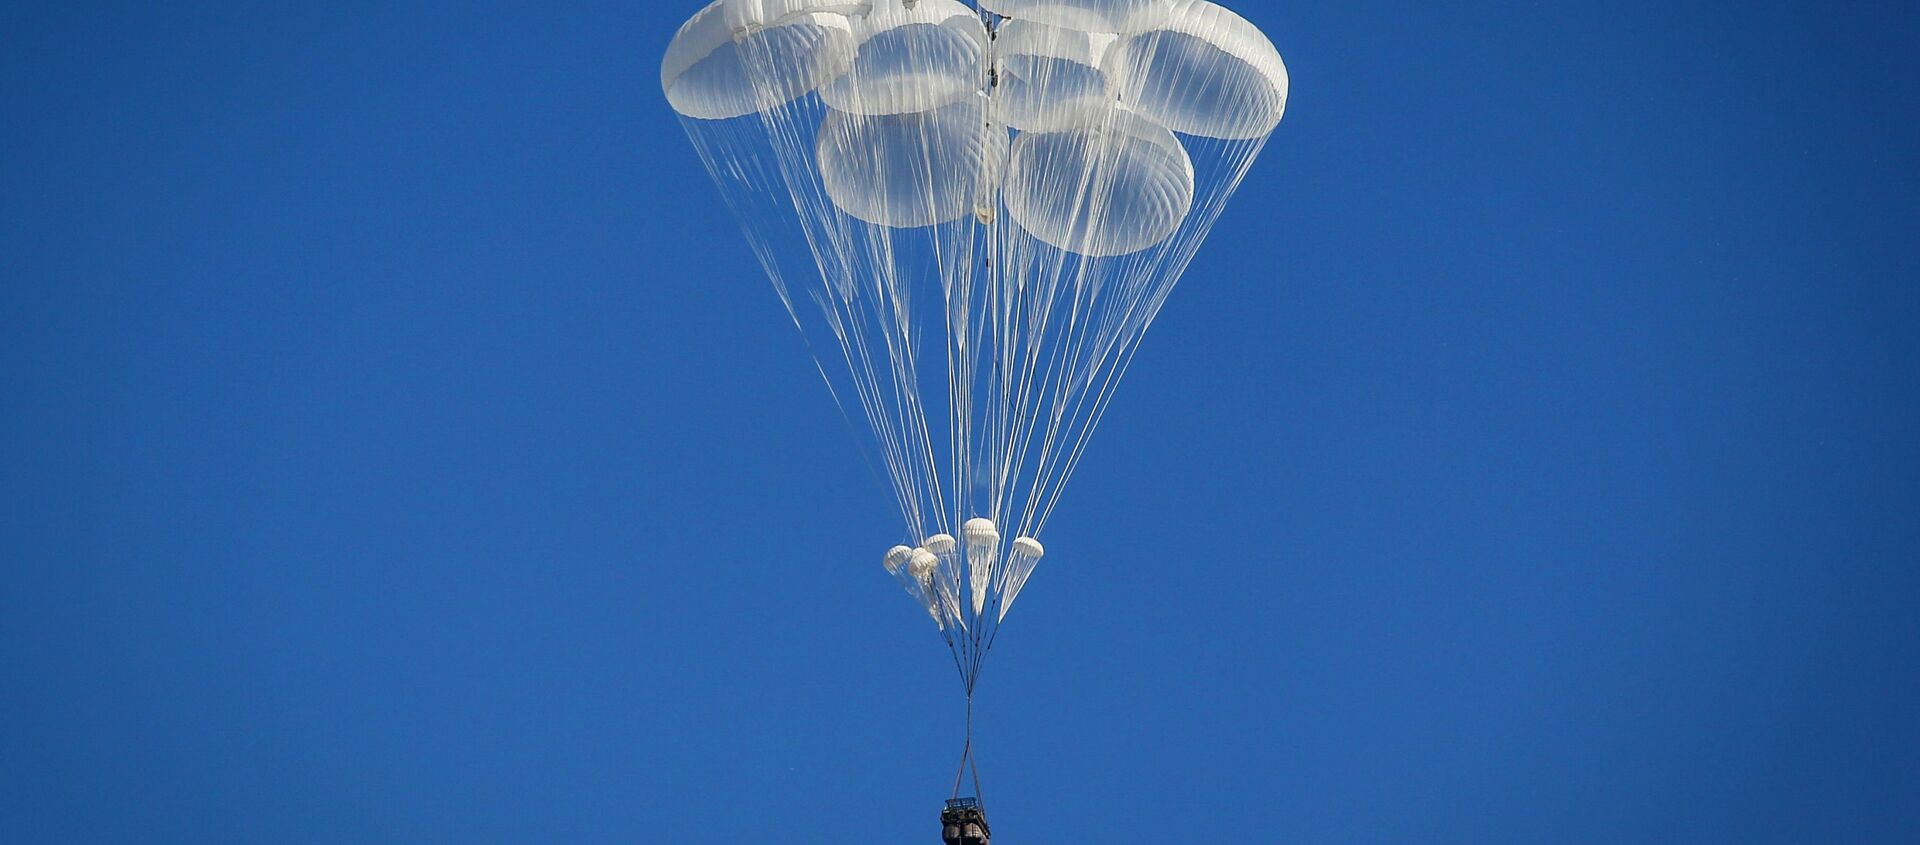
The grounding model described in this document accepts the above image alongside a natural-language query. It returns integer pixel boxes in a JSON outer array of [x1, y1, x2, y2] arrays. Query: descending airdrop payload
[[663, 0, 1287, 817]]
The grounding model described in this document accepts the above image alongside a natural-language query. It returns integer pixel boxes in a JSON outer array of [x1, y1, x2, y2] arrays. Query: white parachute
[[664, 0, 1284, 727]]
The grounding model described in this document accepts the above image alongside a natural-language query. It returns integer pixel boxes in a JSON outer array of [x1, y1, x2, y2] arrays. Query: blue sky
[[3, 1, 1916, 842]]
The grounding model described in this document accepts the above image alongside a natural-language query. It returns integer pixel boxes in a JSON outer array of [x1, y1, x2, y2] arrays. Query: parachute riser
[[951, 691, 984, 804]]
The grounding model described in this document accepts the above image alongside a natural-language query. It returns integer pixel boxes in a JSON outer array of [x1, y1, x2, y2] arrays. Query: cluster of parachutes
[[666, 0, 1283, 255], [885, 517, 1044, 631], [664, 0, 1285, 692]]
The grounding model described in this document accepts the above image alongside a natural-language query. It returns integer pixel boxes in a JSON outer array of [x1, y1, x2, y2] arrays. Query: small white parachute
[[962, 517, 1001, 614], [908, 548, 940, 579], [883, 544, 915, 574], [1000, 536, 1047, 621]]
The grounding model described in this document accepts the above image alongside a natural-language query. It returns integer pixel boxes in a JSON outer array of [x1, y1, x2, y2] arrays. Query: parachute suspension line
[[1033, 134, 1274, 532], [943, 624, 970, 688], [951, 693, 983, 804], [680, 115, 925, 528]]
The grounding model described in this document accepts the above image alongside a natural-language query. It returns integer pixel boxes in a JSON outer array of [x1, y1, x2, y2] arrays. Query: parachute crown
[[963, 517, 999, 542], [884, 544, 916, 573]]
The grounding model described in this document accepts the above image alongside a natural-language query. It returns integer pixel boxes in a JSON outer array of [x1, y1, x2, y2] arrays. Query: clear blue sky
[[3, 2, 1916, 842]]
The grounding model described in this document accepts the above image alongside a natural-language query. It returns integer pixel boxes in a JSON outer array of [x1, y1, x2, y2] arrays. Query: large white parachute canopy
[[665, 0, 1286, 690]]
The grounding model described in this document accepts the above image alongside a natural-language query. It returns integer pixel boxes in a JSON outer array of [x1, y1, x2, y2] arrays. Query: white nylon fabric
[[1002, 106, 1195, 256], [884, 544, 916, 573], [998, 536, 1046, 621], [819, 0, 988, 115], [962, 517, 1000, 614], [987, 21, 1116, 131], [663, 2, 856, 120], [1104, 0, 1288, 139], [818, 96, 1008, 227], [665, 0, 1283, 691]]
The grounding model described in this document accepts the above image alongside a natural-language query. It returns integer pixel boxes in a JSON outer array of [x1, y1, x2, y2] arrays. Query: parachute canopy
[[665, 0, 1285, 689]]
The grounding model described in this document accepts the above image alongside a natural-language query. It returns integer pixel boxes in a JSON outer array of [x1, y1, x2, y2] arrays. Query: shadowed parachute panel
[[818, 96, 1008, 227], [1105, 0, 1289, 139], [664, 0, 1283, 695], [987, 21, 1115, 131], [1002, 106, 1194, 256], [822, 0, 989, 115], [662, 3, 857, 120]]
